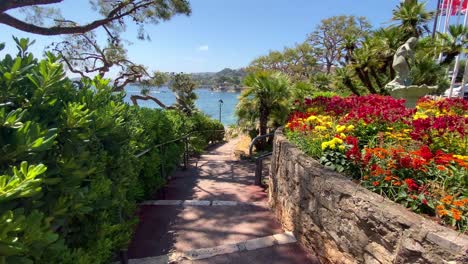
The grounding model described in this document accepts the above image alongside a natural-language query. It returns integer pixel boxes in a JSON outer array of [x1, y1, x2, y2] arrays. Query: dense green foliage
[[0, 39, 223, 264], [236, 71, 290, 139], [247, 1, 464, 96], [169, 73, 198, 116]]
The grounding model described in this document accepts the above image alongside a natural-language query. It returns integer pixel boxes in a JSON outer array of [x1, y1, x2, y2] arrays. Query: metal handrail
[[134, 129, 226, 158], [248, 132, 275, 157], [248, 131, 277, 186], [254, 152, 272, 186]]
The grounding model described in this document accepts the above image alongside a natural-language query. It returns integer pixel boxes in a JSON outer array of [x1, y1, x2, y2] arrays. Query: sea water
[[124, 86, 240, 126]]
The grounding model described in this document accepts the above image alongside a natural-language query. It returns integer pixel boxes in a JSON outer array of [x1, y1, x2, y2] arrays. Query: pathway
[[127, 139, 319, 263]]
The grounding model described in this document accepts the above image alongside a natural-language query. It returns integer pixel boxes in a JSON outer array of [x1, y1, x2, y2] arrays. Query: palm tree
[[392, 0, 434, 38], [350, 37, 387, 94], [334, 67, 361, 95], [437, 24, 468, 65], [236, 71, 290, 142], [373, 27, 407, 79]]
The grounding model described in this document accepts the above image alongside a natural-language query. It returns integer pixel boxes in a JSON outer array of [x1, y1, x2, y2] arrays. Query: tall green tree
[[169, 73, 198, 116], [307, 15, 371, 73], [391, 0, 434, 38], [0, 0, 191, 36], [236, 71, 290, 141], [0, 0, 192, 91], [248, 43, 317, 82]]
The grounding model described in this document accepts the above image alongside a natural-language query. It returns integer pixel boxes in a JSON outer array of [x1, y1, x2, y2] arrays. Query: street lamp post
[[218, 99, 224, 123]]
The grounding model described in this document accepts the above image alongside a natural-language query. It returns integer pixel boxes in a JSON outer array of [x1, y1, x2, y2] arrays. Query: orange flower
[[363, 176, 369, 180], [371, 165, 385, 176], [452, 200, 464, 207], [436, 205, 445, 211], [438, 209, 448, 217], [372, 181, 380, 186], [392, 181, 401, 186], [451, 209, 461, 221], [384, 176, 392, 181], [436, 165, 446, 171], [441, 195, 453, 205]]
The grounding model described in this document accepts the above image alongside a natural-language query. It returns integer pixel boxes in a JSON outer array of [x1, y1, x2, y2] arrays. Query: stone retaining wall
[[269, 128, 468, 264]]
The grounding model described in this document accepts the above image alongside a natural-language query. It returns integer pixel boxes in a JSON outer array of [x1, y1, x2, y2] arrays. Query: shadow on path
[[127, 139, 319, 263]]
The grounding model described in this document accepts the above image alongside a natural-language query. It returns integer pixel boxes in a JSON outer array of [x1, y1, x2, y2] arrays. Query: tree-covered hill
[[190, 68, 247, 89]]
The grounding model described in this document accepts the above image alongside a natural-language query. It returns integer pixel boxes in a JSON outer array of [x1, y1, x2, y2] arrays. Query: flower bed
[[285, 95, 467, 231]]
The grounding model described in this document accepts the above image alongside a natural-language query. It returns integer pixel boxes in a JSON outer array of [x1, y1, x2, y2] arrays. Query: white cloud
[[198, 45, 209, 51]]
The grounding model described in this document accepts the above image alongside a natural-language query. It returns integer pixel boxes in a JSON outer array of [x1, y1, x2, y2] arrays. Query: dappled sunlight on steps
[[126, 139, 320, 263]]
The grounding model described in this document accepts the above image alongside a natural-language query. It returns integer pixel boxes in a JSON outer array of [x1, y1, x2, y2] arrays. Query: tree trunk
[[326, 62, 333, 74], [356, 69, 377, 94], [343, 76, 360, 96], [256, 102, 270, 151], [130, 95, 174, 109], [370, 69, 384, 93]]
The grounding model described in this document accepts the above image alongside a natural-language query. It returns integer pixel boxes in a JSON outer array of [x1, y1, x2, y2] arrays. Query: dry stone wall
[[269, 128, 468, 264]]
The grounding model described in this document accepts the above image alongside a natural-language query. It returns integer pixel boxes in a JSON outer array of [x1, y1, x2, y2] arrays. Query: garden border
[[269, 127, 468, 264]]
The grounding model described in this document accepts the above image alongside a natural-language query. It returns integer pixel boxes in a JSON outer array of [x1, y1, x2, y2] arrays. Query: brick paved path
[[127, 139, 320, 263]]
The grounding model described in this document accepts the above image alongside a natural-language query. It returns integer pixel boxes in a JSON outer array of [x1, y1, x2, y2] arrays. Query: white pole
[[445, 0, 454, 32], [437, 1, 445, 33], [456, 0, 464, 24], [458, 4, 468, 98], [439, 0, 454, 63], [448, 8, 468, 97], [459, 60, 468, 99]]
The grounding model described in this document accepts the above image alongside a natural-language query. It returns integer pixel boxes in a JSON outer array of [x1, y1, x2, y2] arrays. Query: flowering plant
[[285, 95, 467, 231]]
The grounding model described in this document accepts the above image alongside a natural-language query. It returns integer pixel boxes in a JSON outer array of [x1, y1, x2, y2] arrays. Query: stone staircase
[[126, 139, 319, 263]]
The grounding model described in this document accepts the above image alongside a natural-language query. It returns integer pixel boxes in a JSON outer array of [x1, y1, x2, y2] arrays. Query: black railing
[[249, 132, 275, 186]]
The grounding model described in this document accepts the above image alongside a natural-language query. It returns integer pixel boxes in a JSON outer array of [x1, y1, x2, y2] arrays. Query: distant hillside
[[191, 68, 247, 88]]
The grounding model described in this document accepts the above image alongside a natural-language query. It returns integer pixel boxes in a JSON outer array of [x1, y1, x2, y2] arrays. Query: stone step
[[141, 200, 268, 208], [127, 233, 302, 264], [186, 243, 320, 264], [197, 154, 234, 161], [127, 203, 283, 259], [154, 165, 266, 203]]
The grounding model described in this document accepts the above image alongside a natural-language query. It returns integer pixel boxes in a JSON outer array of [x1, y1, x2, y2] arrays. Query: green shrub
[[0, 38, 222, 263]]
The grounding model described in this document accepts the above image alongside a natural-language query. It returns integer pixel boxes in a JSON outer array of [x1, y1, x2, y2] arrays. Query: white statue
[[388, 37, 418, 87]]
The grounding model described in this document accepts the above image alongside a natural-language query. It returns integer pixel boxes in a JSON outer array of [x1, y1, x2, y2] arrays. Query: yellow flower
[[321, 141, 330, 150], [347, 125, 355, 131], [314, 125, 327, 131], [338, 145, 345, 151], [332, 137, 343, 145], [453, 155, 468, 161], [306, 115, 317, 122], [413, 112, 428, 120], [336, 125, 346, 133]]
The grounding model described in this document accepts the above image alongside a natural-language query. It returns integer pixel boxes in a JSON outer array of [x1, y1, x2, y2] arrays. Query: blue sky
[[1, 0, 438, 73]]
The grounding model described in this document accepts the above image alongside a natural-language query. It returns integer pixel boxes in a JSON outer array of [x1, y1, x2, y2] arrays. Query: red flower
[[404, 178, 419, 192], [398, 155, 412, 168], [345, 136, 361, 163], [412, 145, 433, 160]]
